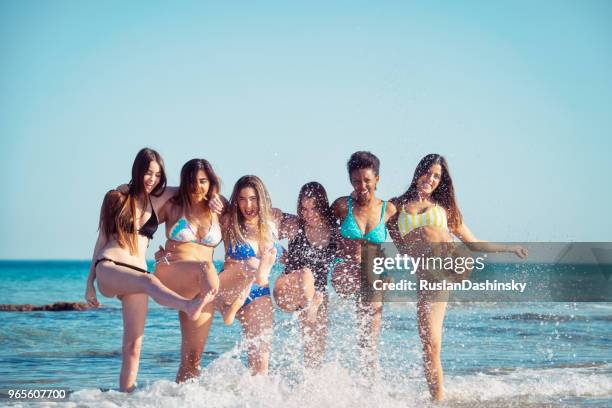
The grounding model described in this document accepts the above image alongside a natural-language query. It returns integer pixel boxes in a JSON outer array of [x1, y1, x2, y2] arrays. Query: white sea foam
[[54, 360, 612, 408]]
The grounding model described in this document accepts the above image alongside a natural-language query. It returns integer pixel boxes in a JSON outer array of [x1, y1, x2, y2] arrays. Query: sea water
[[0, 261, 610, 407]]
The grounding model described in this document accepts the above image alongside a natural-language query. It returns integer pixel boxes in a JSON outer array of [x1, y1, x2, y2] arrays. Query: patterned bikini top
[[168, 215, 222, 247]]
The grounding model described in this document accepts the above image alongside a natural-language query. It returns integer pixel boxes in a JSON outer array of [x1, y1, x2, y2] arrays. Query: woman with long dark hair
[[388, 153, 527, 401], [274, 182, 337, 367], [331, 151, 397, 376], [153, 158, 222, 382], [84, 148, 212, 392]]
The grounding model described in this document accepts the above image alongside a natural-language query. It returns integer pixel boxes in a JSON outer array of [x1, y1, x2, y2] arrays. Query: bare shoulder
[[384, 199, 398, 219], [101, 189, 125, 207], [270, 207, 282, 218], [331, 196, 349, 218], [279, 213, 299, 240], [269, 208, 285, 231]]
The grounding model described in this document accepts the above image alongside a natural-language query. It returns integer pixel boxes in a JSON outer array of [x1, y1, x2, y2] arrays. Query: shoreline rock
[[0, 302, 90, 311]]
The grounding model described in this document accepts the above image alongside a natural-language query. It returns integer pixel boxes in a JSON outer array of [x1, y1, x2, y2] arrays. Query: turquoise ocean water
[[0, 260, 611, 407]]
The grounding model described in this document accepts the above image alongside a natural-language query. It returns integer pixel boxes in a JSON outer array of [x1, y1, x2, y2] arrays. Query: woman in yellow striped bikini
[[388, 154, 527, 401]]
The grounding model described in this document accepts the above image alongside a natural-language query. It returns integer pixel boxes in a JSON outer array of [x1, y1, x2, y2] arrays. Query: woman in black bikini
[[274, 182, 337, 368], [84, 148, 211, 392]]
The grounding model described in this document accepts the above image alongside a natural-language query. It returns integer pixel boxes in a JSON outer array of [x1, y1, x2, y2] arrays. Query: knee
[[301, 268, 314, 284], [123, 337, 143, 358], [301, 269, 315, 293], [143, 273, 158, 287]]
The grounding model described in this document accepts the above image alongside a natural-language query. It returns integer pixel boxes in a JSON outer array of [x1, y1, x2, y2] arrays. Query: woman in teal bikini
[[331, 151, 397, 376], [388, 153, 527, 401]]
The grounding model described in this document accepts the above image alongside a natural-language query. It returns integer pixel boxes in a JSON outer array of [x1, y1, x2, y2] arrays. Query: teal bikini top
[[340, 197, 387, 244]]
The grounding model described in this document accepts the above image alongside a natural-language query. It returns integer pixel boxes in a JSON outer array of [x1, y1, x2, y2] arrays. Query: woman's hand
[[510, 245, 528, 259], [154, 245, 171, 265], [85, 283, 100, 308], [210, 194, 225, 215]]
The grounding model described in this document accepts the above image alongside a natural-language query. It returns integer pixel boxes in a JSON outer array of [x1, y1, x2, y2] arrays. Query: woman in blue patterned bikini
[[331, 151, 397, 377], [153, 158, 222, 383], [214, 175, 281, 375]]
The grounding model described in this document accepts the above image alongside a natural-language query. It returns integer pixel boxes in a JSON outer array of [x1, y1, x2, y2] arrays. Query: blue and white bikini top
[[168, 215, 223, 247], [226, 223, 283, 261]]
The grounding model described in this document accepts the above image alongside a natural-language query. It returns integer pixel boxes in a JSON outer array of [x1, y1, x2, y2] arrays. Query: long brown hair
[[101, 148, 166, 254], [99, 190, 135, 252], [296, 182, 334, 230], [397, 154, 463, 229], [226, 175, 274, 248], [171, 158, 221, 217], [128, 148, 167, 197]]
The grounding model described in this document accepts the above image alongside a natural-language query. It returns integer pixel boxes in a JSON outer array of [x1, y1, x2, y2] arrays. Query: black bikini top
[[128, 197, 158, 240]]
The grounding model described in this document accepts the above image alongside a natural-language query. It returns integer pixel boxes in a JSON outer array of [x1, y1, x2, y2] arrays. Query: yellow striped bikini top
[[397, 204, 448, 238]]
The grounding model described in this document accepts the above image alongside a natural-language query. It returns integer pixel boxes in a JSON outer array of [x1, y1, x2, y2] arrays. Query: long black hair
[[397, 154, 463, 229]]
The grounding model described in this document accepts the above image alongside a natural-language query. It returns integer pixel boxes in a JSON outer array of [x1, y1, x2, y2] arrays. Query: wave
[[61, 356, 612, 408]]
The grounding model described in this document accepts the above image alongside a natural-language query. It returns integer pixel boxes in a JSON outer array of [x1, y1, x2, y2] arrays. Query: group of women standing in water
[[85, 147, 527, 400]]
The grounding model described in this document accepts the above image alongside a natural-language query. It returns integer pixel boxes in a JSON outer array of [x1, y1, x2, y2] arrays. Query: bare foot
[[215, 286, 250, 325], [185, 286, 217, 321], [184, 265, 218, 321], [255, 246, 276, 286]]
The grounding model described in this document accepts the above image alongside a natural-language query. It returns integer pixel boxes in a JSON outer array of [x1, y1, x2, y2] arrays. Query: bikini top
[[397, 203, 448, 238], [226, 222, 283, 261], [340, 197, 387, 244], [168, 215, 222, 247], [126, 197, 158, 240]]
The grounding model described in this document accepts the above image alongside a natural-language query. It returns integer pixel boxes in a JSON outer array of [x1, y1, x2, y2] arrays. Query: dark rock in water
[[0, 302, 90, 311]]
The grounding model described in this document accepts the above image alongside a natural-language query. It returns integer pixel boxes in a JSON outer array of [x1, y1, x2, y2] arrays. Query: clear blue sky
[[1, 1, 610, 259]]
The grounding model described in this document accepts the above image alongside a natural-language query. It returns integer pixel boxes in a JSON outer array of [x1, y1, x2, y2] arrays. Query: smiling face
[[300, 197, 322, 226], [143, 161, 162, 194], [238, 187, 259, 222], [350, 168, 379, 203], [191, 169, 210, 201], [416, 164, 442, 196]]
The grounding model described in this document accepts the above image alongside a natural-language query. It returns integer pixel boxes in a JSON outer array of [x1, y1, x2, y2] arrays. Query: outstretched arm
[[150, 186, 178, 212], [453, 223, 528, 259], [115, 183, 178, 214]]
